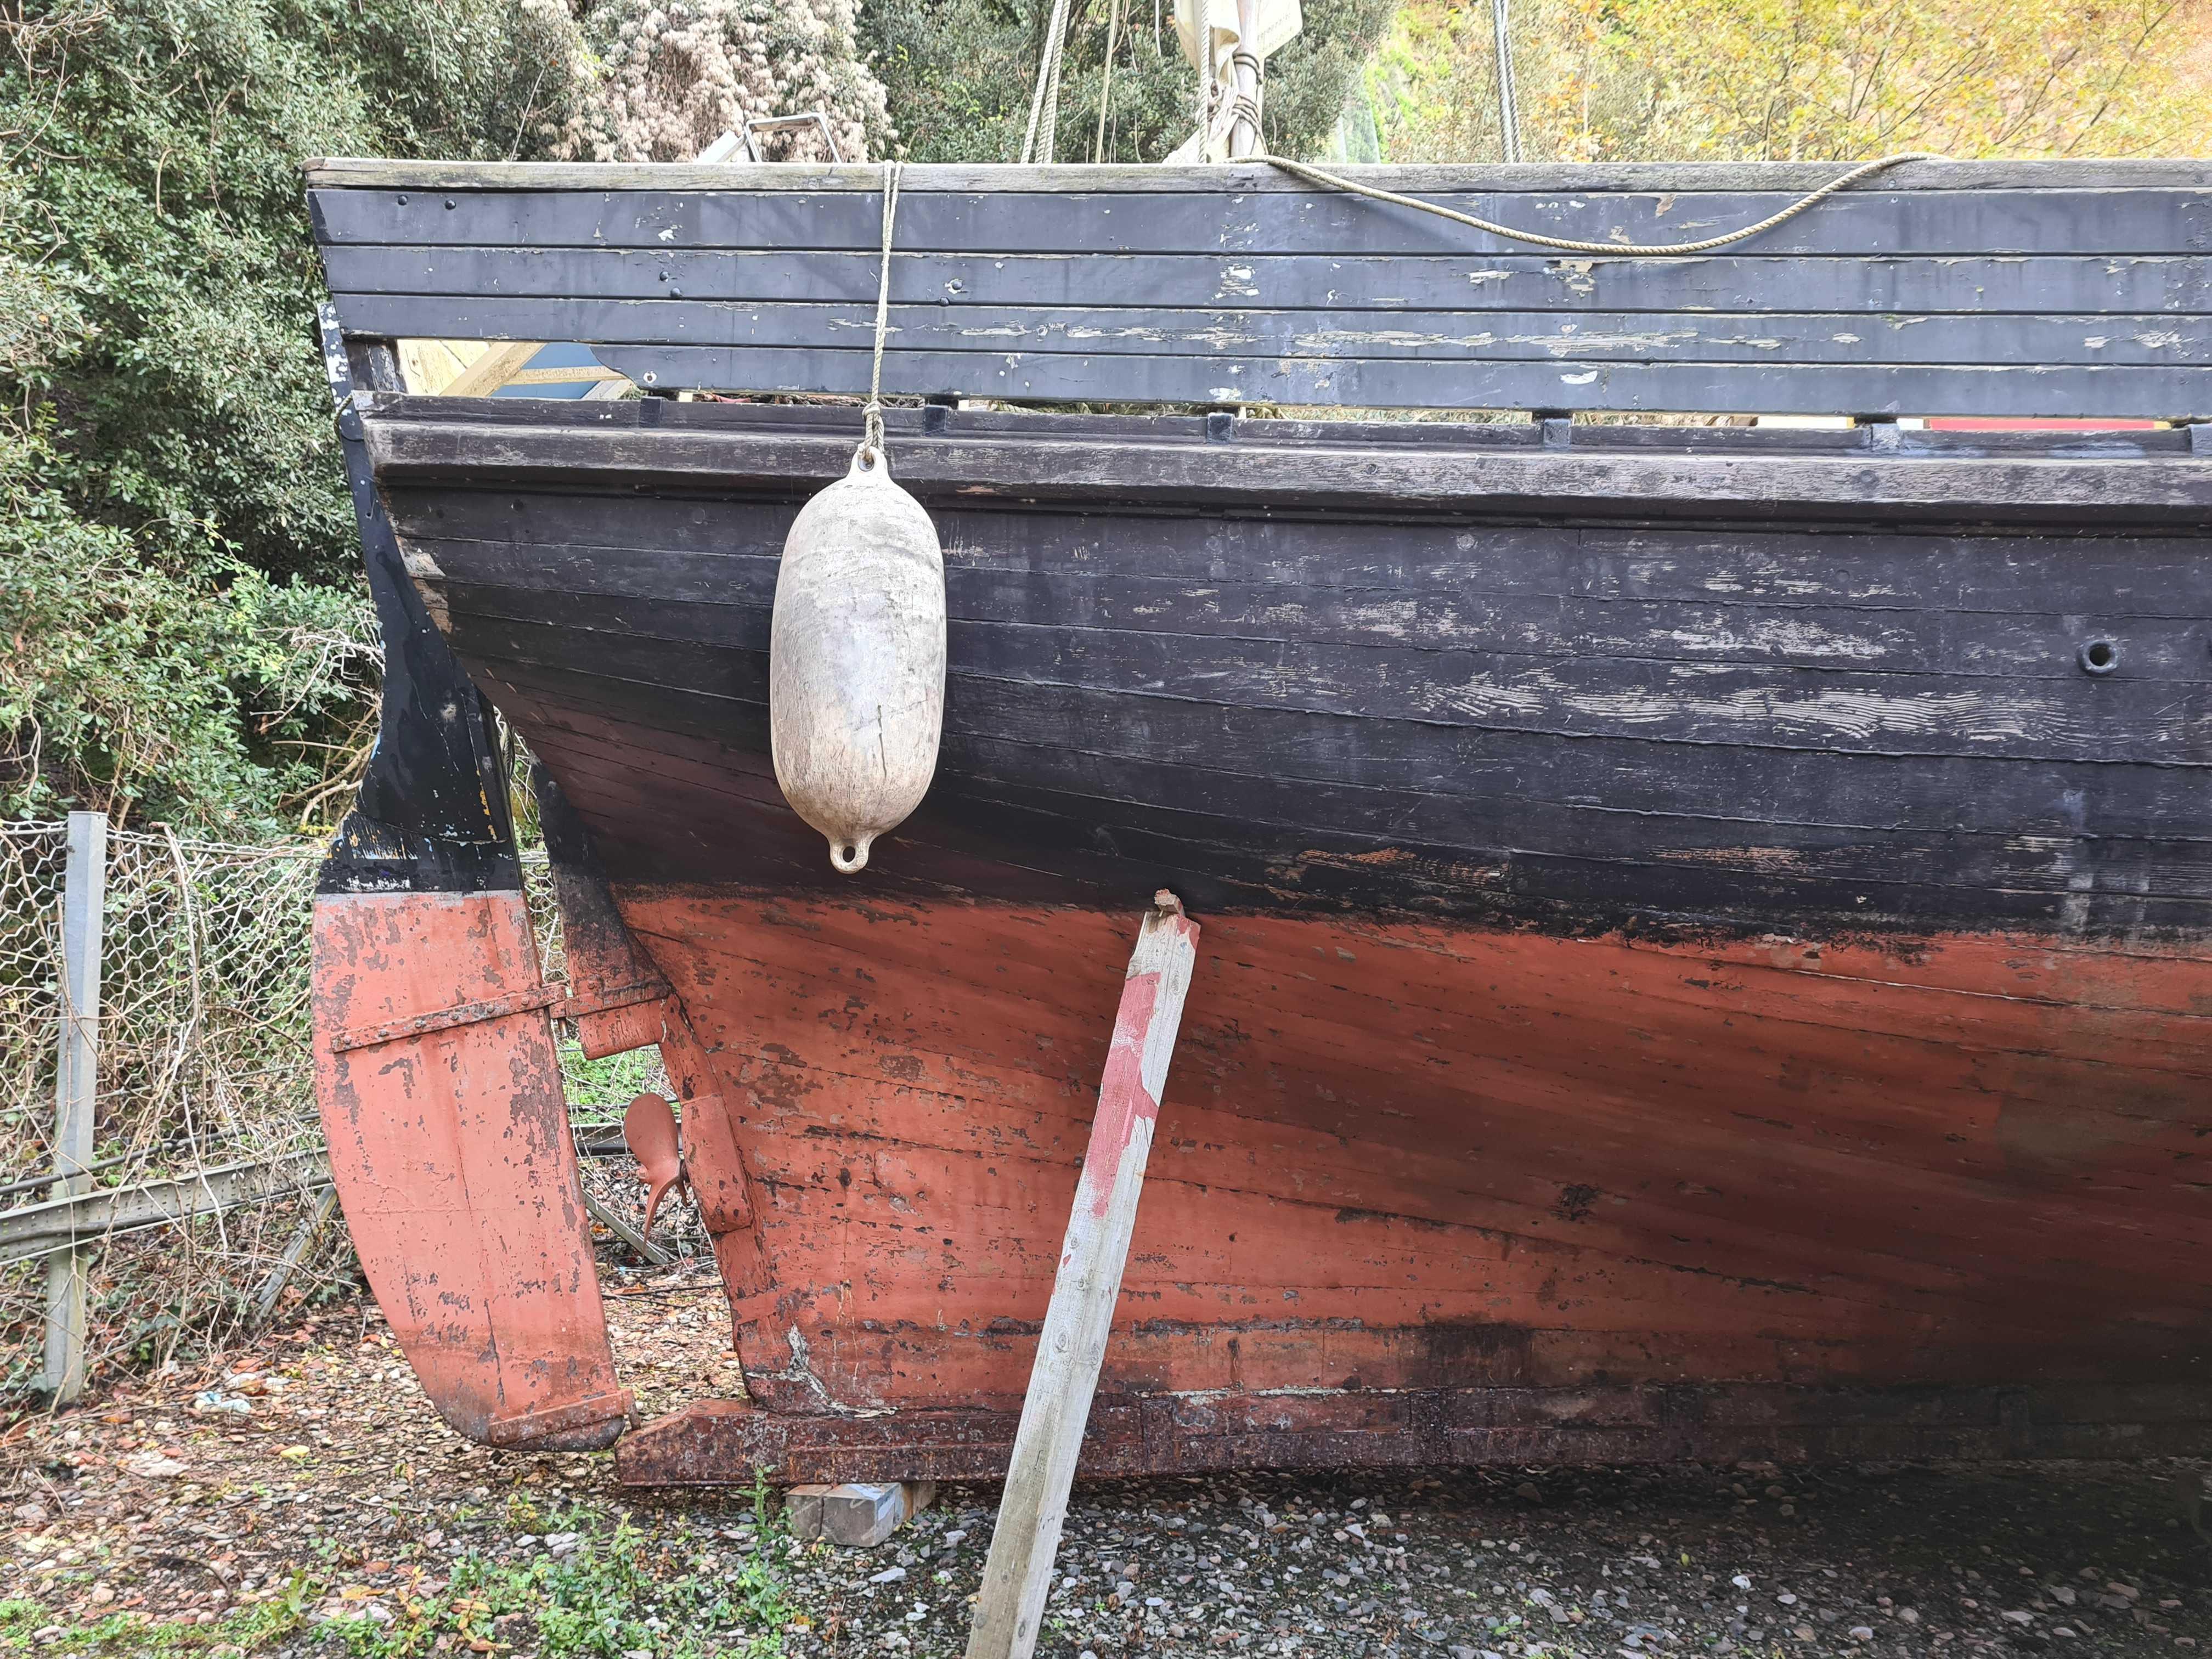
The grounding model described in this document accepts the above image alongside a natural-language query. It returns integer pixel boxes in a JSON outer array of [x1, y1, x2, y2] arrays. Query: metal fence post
[[45, 810, 106, 1404]]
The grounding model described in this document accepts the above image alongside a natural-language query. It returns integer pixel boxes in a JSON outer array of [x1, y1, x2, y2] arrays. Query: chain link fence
[[1, 821, 701, 1410], [0, 823, 330, 1401]]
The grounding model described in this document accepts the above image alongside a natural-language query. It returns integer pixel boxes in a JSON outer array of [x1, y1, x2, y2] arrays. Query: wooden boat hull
[[602, 884, 2212, 1481], [326, 397, 2212, 1475]]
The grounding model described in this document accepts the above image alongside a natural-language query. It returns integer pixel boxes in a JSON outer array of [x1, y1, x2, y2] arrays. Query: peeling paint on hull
[[603, 888, 2212, 1480]]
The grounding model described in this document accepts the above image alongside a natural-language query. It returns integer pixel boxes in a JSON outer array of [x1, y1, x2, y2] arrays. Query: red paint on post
[[1079, 970, 1163, 1222], [966, 894, 1201, 1659]]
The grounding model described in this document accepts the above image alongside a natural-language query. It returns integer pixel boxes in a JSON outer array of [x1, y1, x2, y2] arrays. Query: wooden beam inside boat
[[359, 398, 2212, 524]]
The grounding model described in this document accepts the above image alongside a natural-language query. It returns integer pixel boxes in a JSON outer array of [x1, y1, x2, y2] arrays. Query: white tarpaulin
[[1166, 0, 1301, 160], [1172, 0, 1303, 71]]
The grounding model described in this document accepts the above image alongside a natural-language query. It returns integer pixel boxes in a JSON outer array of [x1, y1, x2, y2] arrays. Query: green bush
[[0, 424, 379, 832], [1, 0, 1387, 834], [0, 0, 591, 833]]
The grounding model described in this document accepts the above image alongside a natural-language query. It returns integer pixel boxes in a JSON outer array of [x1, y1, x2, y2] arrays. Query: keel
[[314, 889, 628, 1449]]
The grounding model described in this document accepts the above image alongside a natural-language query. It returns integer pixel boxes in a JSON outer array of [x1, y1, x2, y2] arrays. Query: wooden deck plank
[[320, 246, 2212, 317], [327, 293, 2212, 368], [307, 179, 2212, 257], [449, 606, 2212, 767], [312, 160, 2212, 413], [364, 411, 2212, 518], [591, 345, 2212, 419], [493, 660, 2212, 935], [421, 552, 2212, 685], [385, 482, 2212, 616], [303, 157, 2212, 191]]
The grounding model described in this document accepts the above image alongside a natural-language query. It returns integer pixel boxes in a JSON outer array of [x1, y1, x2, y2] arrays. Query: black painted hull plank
[[363, 399, 2212, 944]]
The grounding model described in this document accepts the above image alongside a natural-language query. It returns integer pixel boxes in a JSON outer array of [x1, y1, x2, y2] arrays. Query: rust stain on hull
[[598, 887, 2212, 1477]]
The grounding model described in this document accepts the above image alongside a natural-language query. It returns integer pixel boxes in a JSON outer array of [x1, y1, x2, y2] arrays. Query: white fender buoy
[[770, 445, 946, 874]]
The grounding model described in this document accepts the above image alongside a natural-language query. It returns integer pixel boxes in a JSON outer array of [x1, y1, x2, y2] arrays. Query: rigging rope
[[1018, 0, 1933, 244], [1093, 0, 1125, 162], [1020, 0, 1073, 163], [860, 157, 902, 465], [1254, 150, 1946, 255], [1194, 0, 1212, 152]]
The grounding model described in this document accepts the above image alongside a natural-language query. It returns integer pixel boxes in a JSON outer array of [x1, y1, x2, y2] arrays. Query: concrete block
[[820, 1479, 937, 1548], [783, 1482, 836, 1540]]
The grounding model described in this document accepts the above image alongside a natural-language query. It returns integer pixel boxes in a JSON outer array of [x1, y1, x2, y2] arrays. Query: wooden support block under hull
[[613, 1382, 2212, 1485]]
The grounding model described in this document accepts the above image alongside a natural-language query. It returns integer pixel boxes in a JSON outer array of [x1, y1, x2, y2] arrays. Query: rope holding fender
[[1256, 150, 1946, 256], [774, 153, 944, 879], [860, 157, 903, 467]]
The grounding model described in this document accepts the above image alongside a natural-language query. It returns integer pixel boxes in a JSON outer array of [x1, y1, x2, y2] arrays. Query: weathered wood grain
[[967, 895, 1197, 1659], [576, 882, 2212, 1463], [303, 157, 2212, 192], [380, 387, 2200, 454], [308, 183, 2212, 257], [329, 294, 2212, 368], [386, 481, 2212, 615], [617, 1381, 2212, 1483], [2, 1152, 331, 1267], [319, 246, 2212, 317], [364, 397, 2212, 941], [308, 160, 2212, 414], [422, 549, 2212, 684], [510, 663, 2199, 847], [446, 601, 2212, 767], [481, 658, 2212, 938], [588, 347, 2212, 418]]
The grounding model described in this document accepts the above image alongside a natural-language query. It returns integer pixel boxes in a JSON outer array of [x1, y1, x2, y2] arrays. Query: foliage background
[[1, 0, 588, 834], [554, 0, 893, 162], [1369, 0, 2212, 163], [1, 0, 1376, 840]]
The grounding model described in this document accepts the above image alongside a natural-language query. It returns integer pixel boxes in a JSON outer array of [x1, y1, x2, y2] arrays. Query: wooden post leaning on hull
[[967, 892, 1200, 1659]]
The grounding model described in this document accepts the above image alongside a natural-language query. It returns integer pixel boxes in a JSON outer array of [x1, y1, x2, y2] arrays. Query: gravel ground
[[798, 1462, 2212, 1659], [4, 1277, 2209, 1658]]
